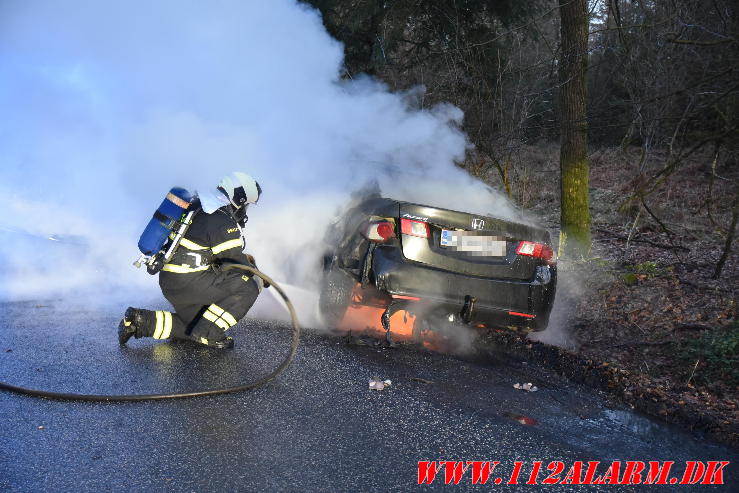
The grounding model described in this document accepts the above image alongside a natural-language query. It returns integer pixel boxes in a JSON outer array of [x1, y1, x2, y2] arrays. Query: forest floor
[[477, 143, 738, 447]]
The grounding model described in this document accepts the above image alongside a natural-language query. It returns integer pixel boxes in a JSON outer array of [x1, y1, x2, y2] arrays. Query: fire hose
[[0, 264, 300, 401]]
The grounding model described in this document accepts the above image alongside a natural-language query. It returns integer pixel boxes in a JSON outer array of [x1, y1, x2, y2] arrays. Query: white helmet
[[218, 172, 261, 209]]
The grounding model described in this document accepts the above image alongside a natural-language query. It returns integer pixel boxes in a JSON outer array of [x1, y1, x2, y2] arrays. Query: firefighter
[[118, 172, 263, 349]]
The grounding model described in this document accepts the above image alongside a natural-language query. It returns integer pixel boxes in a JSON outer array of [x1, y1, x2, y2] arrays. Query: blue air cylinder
[[138, 187, 195, 256]]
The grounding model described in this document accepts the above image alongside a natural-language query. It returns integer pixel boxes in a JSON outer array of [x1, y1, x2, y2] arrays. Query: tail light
[[400, 218, 429, 238], [364, 221, 395, 242], [516, 241, 556, 264]]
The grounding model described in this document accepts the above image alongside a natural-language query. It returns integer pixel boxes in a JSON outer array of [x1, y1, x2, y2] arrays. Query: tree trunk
[[713, 187, 739, 280], [558, 0, 591, 258]]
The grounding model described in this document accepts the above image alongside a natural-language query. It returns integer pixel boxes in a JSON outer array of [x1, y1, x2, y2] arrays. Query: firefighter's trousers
[[139, 267, 259, 343]]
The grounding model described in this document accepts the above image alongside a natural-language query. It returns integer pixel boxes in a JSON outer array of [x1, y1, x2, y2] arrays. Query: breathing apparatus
[[131, 173, 261, 274], [133, 187, 199, 275]]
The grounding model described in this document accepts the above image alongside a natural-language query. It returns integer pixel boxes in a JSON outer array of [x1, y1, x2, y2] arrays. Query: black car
[[319, 195, 557, 341]]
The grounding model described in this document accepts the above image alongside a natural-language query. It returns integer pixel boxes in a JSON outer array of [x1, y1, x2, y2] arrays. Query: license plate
[[440, 230, 507, 256]]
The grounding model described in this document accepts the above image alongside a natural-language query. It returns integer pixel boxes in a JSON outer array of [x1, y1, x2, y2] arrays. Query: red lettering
[[681, 461, 706, 485], [468, 461, 498, 484], [582, 461, 600, 484], [418, 459, 721, 486], [507, 461, 523, 485], [542, 461, 565, 484], [417, 461, 444, 484], [619, 461, 645, 484], [526, 461, 542, 484], [594, 462, 621, 484], [561, 461, 583, 484], [701, 461, 729, 485], [444, 461, 470, 485], [644, 461, 673, 484]]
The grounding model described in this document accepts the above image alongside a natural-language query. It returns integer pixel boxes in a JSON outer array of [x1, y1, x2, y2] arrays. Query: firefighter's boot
[[187, 304, 238, 349], [189, 333, 235, 349], [118, 307, 148, 345]]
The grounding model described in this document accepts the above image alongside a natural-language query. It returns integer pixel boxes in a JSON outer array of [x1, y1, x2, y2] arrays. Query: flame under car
[[319, 197, 557, 344]]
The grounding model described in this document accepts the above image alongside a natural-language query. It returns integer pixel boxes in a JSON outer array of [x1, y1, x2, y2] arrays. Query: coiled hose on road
[[0, 264, 300, 401]]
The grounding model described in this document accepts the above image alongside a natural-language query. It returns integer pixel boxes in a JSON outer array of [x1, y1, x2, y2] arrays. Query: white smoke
[[0, 0, 518, 321]]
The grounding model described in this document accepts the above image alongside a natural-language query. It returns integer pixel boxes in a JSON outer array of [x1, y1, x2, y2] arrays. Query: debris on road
[[513, 382, 538, 392], [502, 411, 539, 425], [410, 377, 434, 384], [369, 377, 392, 391], [514, 415, 538, 425], [345, 333, 397, 348]]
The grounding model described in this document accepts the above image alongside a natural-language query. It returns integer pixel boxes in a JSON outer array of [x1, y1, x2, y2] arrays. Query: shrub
[[678, 321, 739, 387]]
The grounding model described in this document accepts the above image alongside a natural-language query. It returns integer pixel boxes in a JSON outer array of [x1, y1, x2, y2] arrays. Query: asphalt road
[[0, 299, 736, 492]]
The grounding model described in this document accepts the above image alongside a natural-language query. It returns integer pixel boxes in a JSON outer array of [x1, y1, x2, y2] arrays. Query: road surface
[[0, 300, 736, 491]]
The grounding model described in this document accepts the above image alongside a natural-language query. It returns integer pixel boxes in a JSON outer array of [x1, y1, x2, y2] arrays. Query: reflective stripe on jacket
[[164, 208, 250, 273]]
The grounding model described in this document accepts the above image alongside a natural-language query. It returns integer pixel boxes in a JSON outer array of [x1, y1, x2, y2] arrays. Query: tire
[[319, 267, 356, 328]]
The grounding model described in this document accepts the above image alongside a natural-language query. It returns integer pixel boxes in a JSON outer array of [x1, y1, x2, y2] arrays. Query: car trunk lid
[[398, 202, 550, 281]]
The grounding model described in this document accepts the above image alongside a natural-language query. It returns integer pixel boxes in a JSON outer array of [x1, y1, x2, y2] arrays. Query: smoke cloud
[[0, 1, 518, 322]]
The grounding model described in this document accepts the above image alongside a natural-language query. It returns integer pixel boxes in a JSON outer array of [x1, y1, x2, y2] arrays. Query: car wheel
[[319, 267, 355, 328]]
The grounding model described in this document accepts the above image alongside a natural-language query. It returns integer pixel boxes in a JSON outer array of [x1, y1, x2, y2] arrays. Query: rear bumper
[[370, 246, 556, 331]]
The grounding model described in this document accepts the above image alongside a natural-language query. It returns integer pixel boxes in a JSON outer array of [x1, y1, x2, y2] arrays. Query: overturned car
[[319, 196, 557, 343]]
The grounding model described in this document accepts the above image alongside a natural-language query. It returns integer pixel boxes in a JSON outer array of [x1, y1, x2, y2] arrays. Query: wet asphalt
[[0, 300, 736, 492]]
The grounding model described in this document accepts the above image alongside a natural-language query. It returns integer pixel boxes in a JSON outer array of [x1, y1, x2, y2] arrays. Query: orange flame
[[336, 284, 453, 352]]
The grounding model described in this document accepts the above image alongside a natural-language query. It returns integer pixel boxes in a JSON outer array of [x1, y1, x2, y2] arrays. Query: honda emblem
[[471, 218, 485, 230]]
